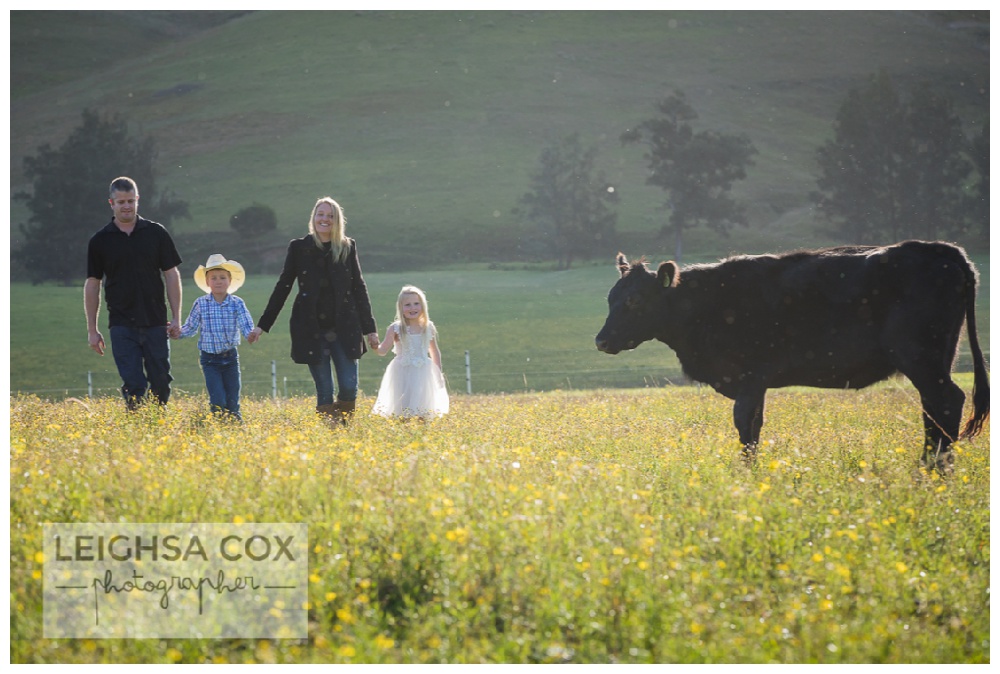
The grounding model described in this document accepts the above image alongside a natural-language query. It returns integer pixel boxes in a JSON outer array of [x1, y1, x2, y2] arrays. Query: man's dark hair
[[109, 176, 138, 198]]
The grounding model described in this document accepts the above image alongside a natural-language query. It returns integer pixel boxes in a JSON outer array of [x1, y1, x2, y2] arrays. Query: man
[[85, 176, 183, 409]]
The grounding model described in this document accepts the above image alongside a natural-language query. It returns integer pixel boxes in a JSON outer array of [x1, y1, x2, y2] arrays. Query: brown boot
[[316, 403, 338, 424], [335, 399, 356, 426]]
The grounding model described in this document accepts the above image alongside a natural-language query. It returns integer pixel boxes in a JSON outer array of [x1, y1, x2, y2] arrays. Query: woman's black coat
[[257, 236, 378, 364]]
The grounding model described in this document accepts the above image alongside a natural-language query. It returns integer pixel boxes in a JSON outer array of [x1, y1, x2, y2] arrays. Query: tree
[[813, 70, 972, 243], [622, 90, 757, 263], [515, 133, 619, 269], [813, 70, 903, 243], [898, 84, 972, 241], [14, 109, 190, 285], [230, 203, 277, 237]]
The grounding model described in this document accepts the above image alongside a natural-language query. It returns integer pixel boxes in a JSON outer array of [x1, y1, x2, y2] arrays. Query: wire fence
[[15, 347, 988, 401], [17, 354, 689, 400]]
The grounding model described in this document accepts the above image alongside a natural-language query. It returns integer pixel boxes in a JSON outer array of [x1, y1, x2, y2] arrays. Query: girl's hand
[[375, 326, 396, 356]]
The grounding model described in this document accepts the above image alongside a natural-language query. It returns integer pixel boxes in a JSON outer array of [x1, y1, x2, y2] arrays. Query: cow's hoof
[[921, 450, 955, 477]]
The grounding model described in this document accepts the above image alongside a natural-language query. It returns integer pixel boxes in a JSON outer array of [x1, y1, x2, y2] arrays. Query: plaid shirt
[[179, 294, 255, 354]]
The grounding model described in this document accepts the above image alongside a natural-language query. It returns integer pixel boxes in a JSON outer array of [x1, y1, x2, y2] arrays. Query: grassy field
[[9, 252, 990, 400], [11, 264, 681, 399], [9, 386, 989, 663], [10, 11, 990, 269], [8, 11, 991, 665]]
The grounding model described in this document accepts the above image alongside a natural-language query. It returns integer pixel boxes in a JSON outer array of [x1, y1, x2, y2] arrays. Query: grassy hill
[[9, 10, 989, 272]]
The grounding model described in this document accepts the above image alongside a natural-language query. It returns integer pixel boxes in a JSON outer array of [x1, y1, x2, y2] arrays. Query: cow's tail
[[960, 261, 990, 440]]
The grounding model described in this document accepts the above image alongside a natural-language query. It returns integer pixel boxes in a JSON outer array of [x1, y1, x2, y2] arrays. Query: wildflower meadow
[[9, 381, 989, 663]]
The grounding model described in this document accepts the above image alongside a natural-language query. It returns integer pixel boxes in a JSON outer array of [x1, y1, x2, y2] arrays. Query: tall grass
[[10, 386, 989, 663]]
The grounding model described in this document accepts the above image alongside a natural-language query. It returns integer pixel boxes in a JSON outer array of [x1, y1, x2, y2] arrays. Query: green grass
[[10, 11, 990, 268], [9, 388, 990, 663], [10, 265, 681, 398], [10, 252, 988, 400], [9, 11, 244, 97]]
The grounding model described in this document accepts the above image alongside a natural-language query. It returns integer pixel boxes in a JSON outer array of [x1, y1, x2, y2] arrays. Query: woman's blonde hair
[[308, 196, 350, 262], [394, 285, 434, 353]]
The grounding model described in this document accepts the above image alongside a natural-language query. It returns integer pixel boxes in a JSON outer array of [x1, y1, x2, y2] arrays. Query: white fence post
[[87, 371, 92, 398], [271, 360, 277, 399], [465, 350, 472, 394]]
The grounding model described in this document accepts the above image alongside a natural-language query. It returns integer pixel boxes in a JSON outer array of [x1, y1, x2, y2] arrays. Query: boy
[[174, 254, 258, 420]]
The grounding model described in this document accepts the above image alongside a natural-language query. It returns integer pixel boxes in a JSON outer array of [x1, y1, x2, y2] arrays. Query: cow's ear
[[616, 252, 630, 277], [657, 261, 679, 288]]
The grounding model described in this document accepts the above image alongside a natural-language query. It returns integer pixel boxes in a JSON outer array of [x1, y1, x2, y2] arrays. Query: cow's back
[[667, 241, 973, 393]]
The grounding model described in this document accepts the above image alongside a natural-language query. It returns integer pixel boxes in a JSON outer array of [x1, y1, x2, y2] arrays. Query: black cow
[[595, 241, 989, 473]]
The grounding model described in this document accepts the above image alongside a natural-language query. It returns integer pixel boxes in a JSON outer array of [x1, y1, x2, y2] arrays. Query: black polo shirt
[[87, 217, 182, 328]]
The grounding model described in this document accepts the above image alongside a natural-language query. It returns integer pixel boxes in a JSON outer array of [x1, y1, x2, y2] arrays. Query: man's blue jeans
[[307, 336, 358, 406], [200, 349, 242, 420], [109, 325, 172, 409]]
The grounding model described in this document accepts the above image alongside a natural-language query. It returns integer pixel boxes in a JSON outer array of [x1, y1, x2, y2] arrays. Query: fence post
[[87, 371, 93, 398], [283, 376, 287, 399], [465, 350, 472, 394], [271, 360, 277, 399]]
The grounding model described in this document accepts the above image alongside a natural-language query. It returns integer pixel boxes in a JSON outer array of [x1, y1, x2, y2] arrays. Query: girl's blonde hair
[[308, 196, 350, 262], [394, 285, 435, 353]]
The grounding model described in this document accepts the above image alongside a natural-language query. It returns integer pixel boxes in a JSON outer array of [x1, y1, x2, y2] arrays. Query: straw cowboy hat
[[194, 254, 246, 294]]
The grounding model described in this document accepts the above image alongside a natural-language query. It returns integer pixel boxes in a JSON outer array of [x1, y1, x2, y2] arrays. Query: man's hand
[[89, 330, 106, 356]]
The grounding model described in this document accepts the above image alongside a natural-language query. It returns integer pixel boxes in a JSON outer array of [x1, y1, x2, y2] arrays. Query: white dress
[[372, 322, 450, 419]]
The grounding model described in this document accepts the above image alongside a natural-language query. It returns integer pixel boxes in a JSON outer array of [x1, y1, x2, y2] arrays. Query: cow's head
[[595, 253, 679, 354]]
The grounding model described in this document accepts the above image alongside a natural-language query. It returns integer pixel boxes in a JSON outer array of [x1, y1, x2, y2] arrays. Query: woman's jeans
[[200, 349, 242, 420], [307, 336, 358, 406], [110, 325, 172, 409]]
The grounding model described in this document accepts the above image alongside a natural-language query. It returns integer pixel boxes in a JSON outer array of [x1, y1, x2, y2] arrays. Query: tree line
[[13, 70, 990, 282], [518, 69, 988, 266]]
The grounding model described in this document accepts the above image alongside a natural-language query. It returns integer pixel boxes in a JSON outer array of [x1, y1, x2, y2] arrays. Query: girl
[[372, 285, 449, 420]]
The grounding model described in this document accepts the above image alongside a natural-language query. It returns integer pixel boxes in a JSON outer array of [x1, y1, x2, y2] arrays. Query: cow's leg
[[733, 387, 766, 462], [911, 377, 965, 476], [886, 306, 968, 475]]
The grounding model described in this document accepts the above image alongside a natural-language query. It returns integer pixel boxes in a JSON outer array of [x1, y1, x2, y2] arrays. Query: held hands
[[373, 328, 395, 356], [366, 332, 380, 350], [247, 327, 264, 344], [167, 320, 181, 340]]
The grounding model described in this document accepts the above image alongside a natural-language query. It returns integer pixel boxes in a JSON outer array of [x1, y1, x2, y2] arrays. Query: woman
[[251, 197, 379, 423]]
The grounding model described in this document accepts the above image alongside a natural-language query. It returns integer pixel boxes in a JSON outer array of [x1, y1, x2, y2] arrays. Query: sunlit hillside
[[10, 10, 989, 270]]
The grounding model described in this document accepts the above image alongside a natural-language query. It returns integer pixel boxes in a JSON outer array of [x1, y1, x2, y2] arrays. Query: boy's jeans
[[200, 348, 242, 420], [110, 325, 172, 409], [307, 336, 358, 406]]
